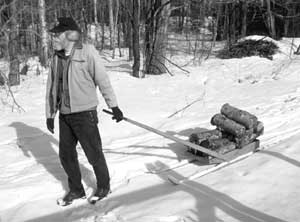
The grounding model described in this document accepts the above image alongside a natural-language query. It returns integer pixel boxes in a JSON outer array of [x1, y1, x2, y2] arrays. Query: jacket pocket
[[71, 60, 92, 82]]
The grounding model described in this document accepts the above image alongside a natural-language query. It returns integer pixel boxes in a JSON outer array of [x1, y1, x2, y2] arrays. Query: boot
[[89, 187, 111, 204], [57, 189, 86, 206]]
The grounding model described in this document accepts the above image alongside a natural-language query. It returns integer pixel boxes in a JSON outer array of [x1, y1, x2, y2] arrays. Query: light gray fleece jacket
[[46, 42, 118, 118]]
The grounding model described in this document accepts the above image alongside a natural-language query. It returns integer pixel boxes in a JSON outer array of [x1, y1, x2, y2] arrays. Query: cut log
[[254, 121, 264, 135], [200, 138, 236, 153], [234, 129, 255, 148], [221, 103, 258, 129], [211, 113, 246, 138], [189, 129, 222, 145], [188, 129, 222, 155], [235, 122, 264, 148], [221, 131, 235, 141]]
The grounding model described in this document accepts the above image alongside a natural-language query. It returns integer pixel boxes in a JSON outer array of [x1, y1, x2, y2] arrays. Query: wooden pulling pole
[[103, 109, 228, 161]]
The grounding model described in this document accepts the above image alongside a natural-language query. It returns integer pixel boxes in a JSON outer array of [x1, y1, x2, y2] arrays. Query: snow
[[1, 37, 300, 222]]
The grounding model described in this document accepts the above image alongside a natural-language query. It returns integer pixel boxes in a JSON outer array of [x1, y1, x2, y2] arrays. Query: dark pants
[[59, 110, 110, 192]]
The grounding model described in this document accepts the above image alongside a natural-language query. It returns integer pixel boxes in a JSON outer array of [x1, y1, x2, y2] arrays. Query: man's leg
[[72, 110, 110, 189], [59, 114, 84, 192]]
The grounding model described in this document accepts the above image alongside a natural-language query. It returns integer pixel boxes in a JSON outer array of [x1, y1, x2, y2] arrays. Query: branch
[[0, 71, 25, 113], [7, 28, 44, 38], [272, 11, 300, 20], [153, 54, 174, 76], [153, 0, 171, 21], [120, 0, 133, 20], [295, 44, 300, 55], [160, 54, 190, 74], [167, 94, 205, 119], [145, 0, 172, 24]]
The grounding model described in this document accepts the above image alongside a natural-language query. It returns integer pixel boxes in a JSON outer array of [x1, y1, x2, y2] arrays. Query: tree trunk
[[94, 0, 102, 48], [94, 0, 98, 25], [266, 0, 276, 38], [144, 0, 154, 73], [112, 0, 119, 58], [30, 0, 37, 53], [80, 9, 88, 41], [132, 0, 142, 77], [19, 1, 25, 54], [124, 3, 133, 60], [117, 23, 122, 57], [144, 0, 170, 75], [284, 1, 294, 37], [100, 1, 105, 50], [213, 5, 221, 44], [108, 0, 115, 52], [179, 6, 185, 33], [224, 4, 231, 46], [231, 3, 236, 43], [8, 0, 20, 86], [38, 0, 48, 67], [241, 1, 247, 37]]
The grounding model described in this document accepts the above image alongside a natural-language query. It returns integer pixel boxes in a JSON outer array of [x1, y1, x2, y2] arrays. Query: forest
[[0, 0, 300, 85]]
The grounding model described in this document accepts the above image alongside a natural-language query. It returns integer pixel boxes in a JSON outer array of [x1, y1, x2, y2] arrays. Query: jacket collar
[[71, 40, 85, 62], [73, 39, 83, 49]]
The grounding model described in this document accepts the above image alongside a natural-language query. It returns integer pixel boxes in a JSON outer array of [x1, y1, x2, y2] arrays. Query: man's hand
[[111, 107, 123, 122], [47, 118, 54, 134]]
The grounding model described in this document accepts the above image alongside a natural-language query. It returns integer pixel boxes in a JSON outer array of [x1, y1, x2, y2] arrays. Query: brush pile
[[188, 103, 264, 157], [217, 39, 278, 60]]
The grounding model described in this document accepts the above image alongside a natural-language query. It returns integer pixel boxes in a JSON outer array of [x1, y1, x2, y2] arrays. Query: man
[[45, 17, 123, 206]]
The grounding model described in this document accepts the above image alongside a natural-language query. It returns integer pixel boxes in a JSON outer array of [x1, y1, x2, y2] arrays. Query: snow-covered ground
[[1, 37, 300, 222]]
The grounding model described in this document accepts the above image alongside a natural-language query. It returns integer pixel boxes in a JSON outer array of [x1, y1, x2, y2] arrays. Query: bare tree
[[94, 0, 98, 25], [241, 1, 247, 38], [38, 0, 48, 67], [8, 0, 20, 86], [29, 0, 37, 53], [266, 0, 276, 38], [93, 0, 102, 48], [144, 0, 171, 75], [108, 0, 115, 52], [132, 0, 142, 77], [100, 0, 106, 49], [112, 0, 119, 58], [123, 0, 133, 60], [120, 0, 141, 77]]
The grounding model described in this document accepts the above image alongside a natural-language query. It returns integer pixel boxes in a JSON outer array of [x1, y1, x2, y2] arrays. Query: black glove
[[46, 118, 54, 134], [111, 107, 123, 122]]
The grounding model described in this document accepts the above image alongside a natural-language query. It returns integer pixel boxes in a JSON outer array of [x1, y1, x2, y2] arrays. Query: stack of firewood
[[188, 103, 264, 157]]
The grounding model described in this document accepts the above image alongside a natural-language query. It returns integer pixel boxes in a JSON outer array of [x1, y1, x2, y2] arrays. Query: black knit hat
[[49, 17, 81, 33]]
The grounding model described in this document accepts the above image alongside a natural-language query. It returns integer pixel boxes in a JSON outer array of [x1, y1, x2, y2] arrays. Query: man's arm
[[45, 61, 55, 133], [88, 45, 123, 122], [88, 45, 118, 108]]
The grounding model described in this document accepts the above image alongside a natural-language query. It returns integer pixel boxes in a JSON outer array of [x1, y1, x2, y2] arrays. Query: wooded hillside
[[1, 0, 300, 85]]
